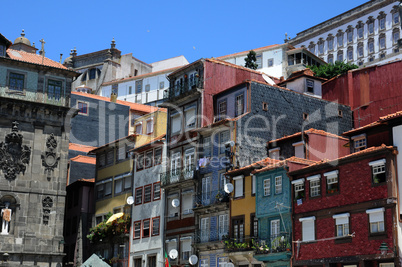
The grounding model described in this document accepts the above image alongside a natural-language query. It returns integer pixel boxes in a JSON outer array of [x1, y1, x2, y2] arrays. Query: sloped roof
[[71, 91, 166, 113], [88, 134, 137, 154], [277, 68, 327, 86], [69, 143, 97, 153], [252, 156, 317, 174], [7, 48, 67, 69], [268, 128, 348, 145], [0, 33, 12, 48], [217, 44, 281, 59], [70, 155, 96, 165], [226, 157, 281, 176], [131, 134, 166, 152]]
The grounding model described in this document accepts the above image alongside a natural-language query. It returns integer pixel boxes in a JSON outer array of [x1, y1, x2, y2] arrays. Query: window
[[135, 80, 142, 94], [145, 84, 150, 92], [144, 185, 152, 203], [369, 159, 386, 184], [262, 102, 268, 111], [96, 178, 112, 199], [202, 176, 212, 205], [116, 144, 126, 161], [368, 39, 375, 54], [233, 175, 244, 198], [182, 191, 193, 215], [135, 187, 143, 205], [106, 149, 114, 166], [159, 81, 165, 89], [379, 34, 386, 50], [219, 214, 229, 240], [218, 100, 227, 120], [306, 79, 314, 93], [89, 68, 96, 80], [308, 42, 315, 54], [136, 153, 144, 170], [180, 238, 191, 260], [148, 256, 156, 267], [337, 31, 344, 47], [77, 101, 88, 115], [219, 130, 230, 154], [269, 147, 280, 160], [170, 152, 181, 176], [358, 43, 364, 58], [255, 53, 262, 68], [325, 170, 339, 194], [128, 86, 132, 94], [327, 36, 334, 51], [293, 141, 305, 158], [250, 215, 258, 238], [9, 72, 24, 91], [271, 219, 280, 245], [200, 217, 210, 242], [152, 217, 160, 236], [98, 153, 106, 167], [357, 26, 364, 39], [235, 94, 244, 117], [352, 134, 366, 152], [144, 150, 153, 168], [124, 174, 131, 191], [275, 176, 282, 194], [393, 11, 400, 25], [153, 182, 161, 200], [232, 217, 245, 241], [379, 17, 386, 30], [299, 216, 315, 241], [393, 29, 400, 44], [135, 123, 143, 135], [220, 173, 229, 191], [184, 105, 196, 128], [48, 80, 62, 100], [203, 136, 211, 157], [347, 47, 353, 61], [264, 178, 271, 196], [347, 29, 353, 43], [307, 175, 321, 198], [154, 148, 162, 165], [368, 19, 374, 35], [146, 119, 153, 134], [268, 58, 274, 67], [318, 40, 324, 55], [184, 148, 195, 172], [292, 179, 305, 200], [328, 54, 334, 64], [0, 45, 5, 57], [142, 219, 150, 238], [114, 176, 123, 195], [333, 213, 350, 237], [337, 51, 344, 62], [366, 208, 385, 234], [171, 113, 182, 134]]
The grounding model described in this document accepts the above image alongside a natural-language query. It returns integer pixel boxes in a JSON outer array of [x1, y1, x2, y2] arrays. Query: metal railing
[[194, 190, 229, 207], [160, 165, 196, 186], [195, 228, 229, 244], [163, 76, 202, 100], [0, 86, 69, 107], [223, 233, 291, 254]]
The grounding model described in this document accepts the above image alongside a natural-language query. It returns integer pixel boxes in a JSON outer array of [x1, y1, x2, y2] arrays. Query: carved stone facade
[[0, 32, 78, 266]]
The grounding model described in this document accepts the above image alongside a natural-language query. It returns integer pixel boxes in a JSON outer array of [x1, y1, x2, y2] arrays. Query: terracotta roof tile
[[71, 91, 167, 113], [70, 155, 96, 165], [252, 156, 317, 174], [88, 134, 137, 154], [268, 128, 348, 145], [226, 157, 281, 176], [296, 144, 395, 172], [217, 44, 281, 59], [277, 68, 327, 85], [343, 110, 402, 136], [69, 143, 97, 153], [78, 178, 95, 183], [7, 49, 68, 69]]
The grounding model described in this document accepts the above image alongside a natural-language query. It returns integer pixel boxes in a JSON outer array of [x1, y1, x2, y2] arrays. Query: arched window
[[336, 30, 344, 48], [327, 34, 334, 51], [392, 28, 400, 45], [377, 12, 387, 31], [308, 42, 316, 54], [357, 42, 364, 58], [0, 195, 18, 235], [356, 21, 364, 39], [368, 38, 375, 54], [379, 33, 386, 50], [346, 25, 354, 44], [317, 38, 325, 55], [337, 50, 344, 62], [366, 16, 375, 35], [347, 46, 354, 62]]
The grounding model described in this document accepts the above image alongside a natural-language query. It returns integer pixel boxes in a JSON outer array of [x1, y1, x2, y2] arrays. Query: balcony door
[[184, 148, 195, 179], [200, 217, 209, 242], [202, 177, 211, 205], [232, 217, 244, 242], [218, 214, 229, 240], [170, 152, 181, 182], [270, 219, 280, 248]]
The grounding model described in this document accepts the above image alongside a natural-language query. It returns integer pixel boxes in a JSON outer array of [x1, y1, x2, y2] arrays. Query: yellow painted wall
[[231, 174, 255, 237], [133, 110, 167, 148]]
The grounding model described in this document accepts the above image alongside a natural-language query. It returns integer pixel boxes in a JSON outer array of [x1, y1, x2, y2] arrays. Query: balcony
[[194, 190, 229, 208], [195, 228, 228, 244], [163, 76, 202, 101], [223, 233, 291, 255], [0, 86, 69, 107], [160, 165, 196, 187]]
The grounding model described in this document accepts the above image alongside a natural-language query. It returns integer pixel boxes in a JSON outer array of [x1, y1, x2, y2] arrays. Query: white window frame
[[307, 174, 321, 198], [264, 178, 271, 196], [146, 118, 154, 134], [324, 170, 339, 194], [233, 175, 244, 198], [275, 176, 282, 194], [135, 122, 143, 135], [333, 213, 350, 237], [370, 159, 386, 184], [366, 207, 385, 234], [292, 178, 305, 199], [299, 216, 316, 242], [352, 134, 366, 152]]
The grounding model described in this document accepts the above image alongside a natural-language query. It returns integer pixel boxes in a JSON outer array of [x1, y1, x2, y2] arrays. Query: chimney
[[110, 92, 117, 103]]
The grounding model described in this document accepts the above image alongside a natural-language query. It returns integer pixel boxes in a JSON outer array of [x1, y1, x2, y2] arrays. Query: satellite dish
[[126, 196, 134, 205], [189, 255, 198, 265], [172, 199, 180, 208], [169, 249, 178, 259], [227, 263, 234, 267], [224, 183, 234, 194]]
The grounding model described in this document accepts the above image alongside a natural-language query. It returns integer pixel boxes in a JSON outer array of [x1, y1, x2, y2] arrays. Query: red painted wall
[[293, 156, 388, 214], [307, 133, 349, 162], [202, 60, 266, 127], [322, 60, 402, 128], [293, 209, 393, 261]]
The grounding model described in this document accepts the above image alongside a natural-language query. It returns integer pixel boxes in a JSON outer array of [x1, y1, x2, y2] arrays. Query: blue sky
[[3, 0, 368, 65]]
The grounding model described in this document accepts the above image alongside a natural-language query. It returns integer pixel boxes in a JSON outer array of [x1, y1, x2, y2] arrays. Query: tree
[[244, 50, 258, 70], [307, 61, 359, 79]]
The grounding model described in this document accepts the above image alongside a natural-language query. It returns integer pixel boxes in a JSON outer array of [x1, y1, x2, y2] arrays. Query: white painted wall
[[285, 77, 322, 97], [151, 55, 188, 72], [294, 2, 401, 66]]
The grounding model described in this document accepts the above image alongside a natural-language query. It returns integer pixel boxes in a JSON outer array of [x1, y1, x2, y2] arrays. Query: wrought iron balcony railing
[[160, 165, 196, 186], [194, 190, 229, 208], [163, 76, 203, 100], [223, 233, 291, 254], [195, 228, 229, 244], [0, 86, 69, 107]]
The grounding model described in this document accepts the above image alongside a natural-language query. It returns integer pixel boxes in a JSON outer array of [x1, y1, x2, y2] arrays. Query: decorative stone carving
[[0, 121, 31, 181], [41, 134, 60, 180], [42, 197, 53, 225]]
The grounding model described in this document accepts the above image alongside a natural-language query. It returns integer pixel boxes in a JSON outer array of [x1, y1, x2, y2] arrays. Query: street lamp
[[379, 242, 390, 256]]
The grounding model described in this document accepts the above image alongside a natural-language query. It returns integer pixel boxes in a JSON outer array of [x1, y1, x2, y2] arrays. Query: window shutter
[[185, 108, 196, 128], [105, 182, 112, 195], [234, 178, 243, 198], [333, 213, 349, 225], [252, 175, 256, 194], [182, 194, 193, 214], [172, 115, 181, 133], [300, 217, 315, 241], [181, 239, 191, 252], [368, 211, 384, 223]]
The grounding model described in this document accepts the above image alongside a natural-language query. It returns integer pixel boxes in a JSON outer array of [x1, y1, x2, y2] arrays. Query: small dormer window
[[352, 134, 366, 152], [306, 79, 314, 93]]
